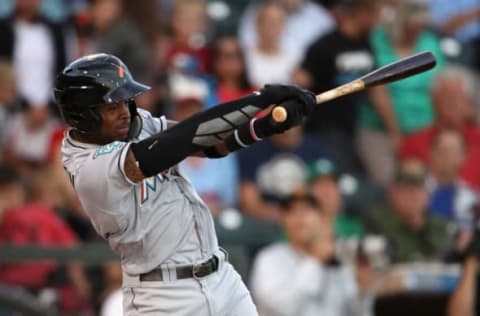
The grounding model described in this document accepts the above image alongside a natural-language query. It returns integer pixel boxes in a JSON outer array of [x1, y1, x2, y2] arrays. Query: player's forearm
[[447, 256, 477, 316], [125, 85, 314, 181], [124, 91, 278, 181], [204, 100, 308, 159]]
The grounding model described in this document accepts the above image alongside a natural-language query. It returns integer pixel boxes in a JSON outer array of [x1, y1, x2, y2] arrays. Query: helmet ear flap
[[88, 107, 103, 131], [64, 106, 102, 132], [127, 100, 142, 140]]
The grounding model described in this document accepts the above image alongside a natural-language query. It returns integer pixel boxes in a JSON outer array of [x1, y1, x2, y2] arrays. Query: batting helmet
[[54, 53, 150, 136]]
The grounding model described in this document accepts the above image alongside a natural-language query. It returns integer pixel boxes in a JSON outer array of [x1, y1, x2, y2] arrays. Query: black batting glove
[[259, 84, 316, 116], [254, 100, 304, 137], [223, 100, 308, 153]]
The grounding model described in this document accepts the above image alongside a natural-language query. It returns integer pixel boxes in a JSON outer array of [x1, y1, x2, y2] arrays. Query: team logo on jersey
[[140, 173, 169, 203], [93, 142, 124, 159]]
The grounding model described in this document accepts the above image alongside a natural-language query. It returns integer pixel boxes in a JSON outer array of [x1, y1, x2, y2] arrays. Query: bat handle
[[272, 106, 288, 123]]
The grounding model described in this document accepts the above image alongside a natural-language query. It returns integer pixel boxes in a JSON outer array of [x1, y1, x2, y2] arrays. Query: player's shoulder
[[136, 108, 168, 138], [62, 130, 126, 174], [62, 131, 96, 165]]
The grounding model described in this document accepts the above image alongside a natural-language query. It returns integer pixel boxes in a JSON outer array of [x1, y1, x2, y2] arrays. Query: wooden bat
[[271, 51, 437, 123]]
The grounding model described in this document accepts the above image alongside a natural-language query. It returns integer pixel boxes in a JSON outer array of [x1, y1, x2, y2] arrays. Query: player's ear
[[127, 100, 142, 140]]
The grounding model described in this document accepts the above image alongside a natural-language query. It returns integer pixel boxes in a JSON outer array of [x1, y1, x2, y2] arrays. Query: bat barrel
[[272, 51, 437, 123], [361, 51, 436, 88]]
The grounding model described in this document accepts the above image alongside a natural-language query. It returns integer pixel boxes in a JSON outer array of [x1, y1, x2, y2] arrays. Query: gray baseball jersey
[[62, 109, 218, 275]]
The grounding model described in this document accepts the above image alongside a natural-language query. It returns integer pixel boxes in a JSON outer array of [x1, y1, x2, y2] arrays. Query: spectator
[[31, 165, 94, 241], [0, 165, 92, 314], [447, 254, 478, 316], [307, 158, 365, 239], [400, 65, 480, 191], [3, 102, 64, 173], [364, 159, 451, 263], [357, 0, 445, 185], [206, 35, 255, 106], [0, 60, 16, 161], [239, 0, 334, 58], [244, 1, 301, 87], [448, 209, 480, 316], [76, 0, 150, 80], [101, 287, 123, 316], [0, 164, 25, 219], [429, 0, 480, 67], [238, 126, 332, 220], [122, 0, 158, 49], [0, 0, 67, 107], [427, 129, 478, 229], [250, 191, 363, 316], [294, 0, 378, 174], [100, 262, 123, 316], [163, 0, 211, 75]]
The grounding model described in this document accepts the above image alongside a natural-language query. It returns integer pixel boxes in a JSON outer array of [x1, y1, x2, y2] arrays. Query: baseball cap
[[394, 159, 427, 186], [335, 0, 378, 10], [397, 0, 431, 24], [280, 190, 320, 211], [306, 158, 338, 183], [169, 74, 208, 106]]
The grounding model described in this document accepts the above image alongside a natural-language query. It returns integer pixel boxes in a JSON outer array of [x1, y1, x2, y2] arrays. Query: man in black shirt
[[295, 0, 379, 173]]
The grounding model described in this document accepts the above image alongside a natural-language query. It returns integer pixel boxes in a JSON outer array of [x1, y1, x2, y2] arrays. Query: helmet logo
[[118, 66, 124, 78], [110, 62, 125, 78]]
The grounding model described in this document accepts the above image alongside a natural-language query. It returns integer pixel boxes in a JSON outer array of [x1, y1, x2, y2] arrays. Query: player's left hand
[[253, 100, 306, 138]]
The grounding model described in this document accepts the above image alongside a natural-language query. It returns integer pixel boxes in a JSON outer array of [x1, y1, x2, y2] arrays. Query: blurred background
[[0, 0, 480, 315]]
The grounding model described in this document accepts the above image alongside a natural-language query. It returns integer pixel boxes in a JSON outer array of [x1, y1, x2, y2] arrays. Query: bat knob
[[272, 106, 287, 123]]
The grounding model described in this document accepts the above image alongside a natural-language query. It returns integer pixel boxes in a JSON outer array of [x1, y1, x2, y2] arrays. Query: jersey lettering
[[140, 173, 170, 204], [93, 141, 124, 159]]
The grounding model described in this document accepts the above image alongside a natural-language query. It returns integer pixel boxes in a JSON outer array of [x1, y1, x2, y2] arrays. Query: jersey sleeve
[[74, 141, 135, 237], [137, 108, 168, 135]]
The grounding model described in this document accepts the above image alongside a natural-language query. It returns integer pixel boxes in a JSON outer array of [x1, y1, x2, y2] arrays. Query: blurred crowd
[[0, 0, 480, 315]]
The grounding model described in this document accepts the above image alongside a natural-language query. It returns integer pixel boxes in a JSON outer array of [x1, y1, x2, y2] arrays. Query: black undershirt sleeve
[[130, 92, 272, 177]]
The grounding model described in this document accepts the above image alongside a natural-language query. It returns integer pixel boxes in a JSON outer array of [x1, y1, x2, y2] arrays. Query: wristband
[[249, 118, 263, 142]]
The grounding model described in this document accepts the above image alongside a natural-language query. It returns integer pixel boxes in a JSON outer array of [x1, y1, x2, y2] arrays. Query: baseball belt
[[139, 255, 220, 281]]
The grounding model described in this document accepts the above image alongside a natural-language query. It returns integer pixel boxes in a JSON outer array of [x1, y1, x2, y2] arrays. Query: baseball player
[[54, 53, 316, 316]]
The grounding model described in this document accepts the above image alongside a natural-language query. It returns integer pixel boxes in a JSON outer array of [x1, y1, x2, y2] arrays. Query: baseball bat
[[271, 51, 437, 123]]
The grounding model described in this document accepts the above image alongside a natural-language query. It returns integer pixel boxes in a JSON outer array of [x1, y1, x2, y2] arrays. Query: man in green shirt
[[307, 158, 365, 239], [365, 159, 451, 263]]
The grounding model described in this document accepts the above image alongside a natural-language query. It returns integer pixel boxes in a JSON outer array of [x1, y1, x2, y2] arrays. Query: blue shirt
[[180, 154, 239, 208], [239, 134, 333, 200], [429, 0, 480, 43], [428, 184, 456, 220]]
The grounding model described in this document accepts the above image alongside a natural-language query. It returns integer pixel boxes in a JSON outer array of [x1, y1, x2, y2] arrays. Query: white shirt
[[13, 20, 54, 105], [6, 112, 61, 163], [101, 288, 123, 316], [239, 1, 334, 58], [245, 46, 301, 87], [250, 243, 361, 316]]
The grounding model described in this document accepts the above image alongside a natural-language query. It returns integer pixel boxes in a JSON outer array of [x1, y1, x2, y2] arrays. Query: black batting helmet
[[54, 53, 150, 136]]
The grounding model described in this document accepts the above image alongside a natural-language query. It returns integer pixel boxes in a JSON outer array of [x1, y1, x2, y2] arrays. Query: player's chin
[[114, 127, 130, 141]]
